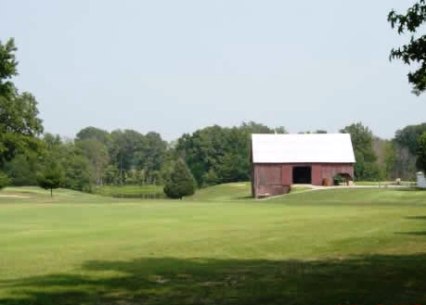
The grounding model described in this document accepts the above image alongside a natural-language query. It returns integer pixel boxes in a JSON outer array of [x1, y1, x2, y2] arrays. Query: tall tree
[[134, 132, 167, 184], [0, 39, 43, 167], [37, 161, 64, 197], [340, 123, 380, 180], [76, 127, 111, 146], [76, 139, 109, 185], [109, 129, 144, 183], [416, 131, 426, 173], [388, 1, 426, 94], [0, 38, 18, 97]]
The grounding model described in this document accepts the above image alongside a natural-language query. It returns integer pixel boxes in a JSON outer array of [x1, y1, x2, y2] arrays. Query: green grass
[[92, 184, 164, 198], [1, 185, 426, 304]]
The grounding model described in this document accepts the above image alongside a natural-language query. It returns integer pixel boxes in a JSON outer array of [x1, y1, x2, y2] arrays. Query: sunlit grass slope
[[1, 185, 426, 304]]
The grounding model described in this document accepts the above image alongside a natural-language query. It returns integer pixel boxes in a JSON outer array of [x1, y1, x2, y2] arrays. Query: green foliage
[[391, 123, 426, 179], [62, 153, 92, 192], [176, 122, 285, 187], [0, 38, 18, 97], [416, 131, 426, 172], [38, 135, 92, 192], [0, 171, 10, 189], [4, 153, 39, 186], [164, 159, 195, 199], [388, 1, 426, 94], [76, 139, 109, 185], [37, 161, 64, 196], [340, 122, 380, 181], [394, 123, 426, 155], [0, 92, 44, 166], [76, 126, 111, 145], [0, 39, 43, 168]]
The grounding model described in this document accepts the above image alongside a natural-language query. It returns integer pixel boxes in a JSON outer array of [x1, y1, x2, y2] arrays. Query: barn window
[[293, 166, 312, 184]]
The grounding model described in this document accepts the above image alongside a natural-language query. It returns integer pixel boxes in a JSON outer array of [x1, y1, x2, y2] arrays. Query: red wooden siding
[[252, 163, 354, 198]]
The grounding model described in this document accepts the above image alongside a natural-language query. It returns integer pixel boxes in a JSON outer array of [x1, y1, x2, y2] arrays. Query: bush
[[164, 159, 196, 199], [333, 174, 344, 186]]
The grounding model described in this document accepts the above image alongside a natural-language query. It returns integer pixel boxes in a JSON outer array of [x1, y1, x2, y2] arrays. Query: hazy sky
[[1, 0, 424, 140]]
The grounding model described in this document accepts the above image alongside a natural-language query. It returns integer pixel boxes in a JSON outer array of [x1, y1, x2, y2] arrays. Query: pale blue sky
[[0, 0, 424, 140]]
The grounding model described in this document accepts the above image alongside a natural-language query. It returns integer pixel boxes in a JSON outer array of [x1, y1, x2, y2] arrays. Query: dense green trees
[[0, 39, 43, 168], [388, 1, 426, 94], [176, 122, 284, 187], [0, 38, 18, 97], [416, 132, 426, 173], [0, 171, 9, 189], [0, 38, 44, 189], [340, 123, 381, 180]]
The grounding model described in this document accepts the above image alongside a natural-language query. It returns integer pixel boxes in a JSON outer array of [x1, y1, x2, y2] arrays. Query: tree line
[[2, 38, 426, 197]]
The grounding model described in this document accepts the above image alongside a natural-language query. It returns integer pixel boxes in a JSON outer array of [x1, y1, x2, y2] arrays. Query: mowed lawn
[[1, 184, 426, 304]]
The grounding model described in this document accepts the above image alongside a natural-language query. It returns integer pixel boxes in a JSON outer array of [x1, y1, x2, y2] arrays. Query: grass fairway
[[1, 184, 426, 304]]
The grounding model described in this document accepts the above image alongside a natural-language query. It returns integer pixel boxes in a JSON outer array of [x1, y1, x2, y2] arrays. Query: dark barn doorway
[[293, 166, 312, 184]]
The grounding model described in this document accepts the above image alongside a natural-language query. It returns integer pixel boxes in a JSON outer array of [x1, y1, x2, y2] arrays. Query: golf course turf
[[1, 183, 426, 304]]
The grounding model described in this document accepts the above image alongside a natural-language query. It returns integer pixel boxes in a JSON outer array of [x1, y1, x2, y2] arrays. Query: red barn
[[251, 134, 355, 198]]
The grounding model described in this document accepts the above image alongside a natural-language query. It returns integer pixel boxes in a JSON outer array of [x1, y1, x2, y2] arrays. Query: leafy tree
[[0, 39, 43, 167], [0, 92, 44, 166], [39, 134, 93, 192], [176, 122, 284, 187], [4, 153, 39, 185], [109, 129, 144, 183], [340, 122, 379, 180], [394, 123, 426, 155], [76, 139, 109, 185], [164, 159, 195, 199], [62, 153, 92, 192], [0, 38, 18, 97], [388, 1, 426, 94], [76, 126, 111, 146], [103, 165, 121, 185], [134, 132, 167, 184], [37, 162, 64, 197], [416, 132, 426, 173], [392, 123, 426, 179], [382, 141, 397, 180], [0, 171, 10, 189]]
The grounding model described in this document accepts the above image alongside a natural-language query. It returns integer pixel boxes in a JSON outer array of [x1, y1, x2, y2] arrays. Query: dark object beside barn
[[251, 134, 355, 198]]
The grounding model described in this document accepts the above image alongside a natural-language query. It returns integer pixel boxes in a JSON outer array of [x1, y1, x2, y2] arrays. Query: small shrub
[[333, 174, 344, 186]]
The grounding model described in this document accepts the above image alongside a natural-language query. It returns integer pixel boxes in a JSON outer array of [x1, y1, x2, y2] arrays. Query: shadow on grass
[[405, 216, 426, 220], [2, 254, 426, 305], [397, 231, 426, 236]]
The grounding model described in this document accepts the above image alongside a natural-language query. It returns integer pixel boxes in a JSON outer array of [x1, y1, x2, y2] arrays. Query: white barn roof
[[251, 133, 355, 164]]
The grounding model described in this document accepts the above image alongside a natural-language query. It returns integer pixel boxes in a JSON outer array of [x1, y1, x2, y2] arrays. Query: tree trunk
[[50, 188, 53, 197]]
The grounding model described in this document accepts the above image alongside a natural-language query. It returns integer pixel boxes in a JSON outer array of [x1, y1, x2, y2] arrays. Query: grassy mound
[[186, 182, 252, 201], [93, 184, 164, 199]]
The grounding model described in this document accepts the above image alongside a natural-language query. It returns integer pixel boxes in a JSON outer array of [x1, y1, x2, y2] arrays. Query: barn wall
[[320, 164, 354, 185], [252, 163, 355, 197], [252, 164, 291, 198], [312, 164, 322, 185], [281, 165, 292, 185]]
